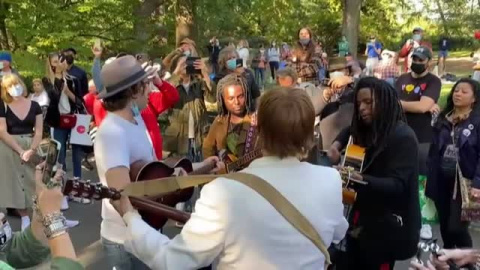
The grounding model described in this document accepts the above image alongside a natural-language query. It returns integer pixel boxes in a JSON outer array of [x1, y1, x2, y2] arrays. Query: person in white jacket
[[112, 87, 348, 270], [237, 39, 250, 68], [267, 41, 281, 81]]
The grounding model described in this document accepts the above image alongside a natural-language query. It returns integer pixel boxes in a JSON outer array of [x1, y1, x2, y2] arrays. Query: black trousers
[[434, 191, 472, 248], [269, 61, 279, 80], [334, 237, 395, 270]]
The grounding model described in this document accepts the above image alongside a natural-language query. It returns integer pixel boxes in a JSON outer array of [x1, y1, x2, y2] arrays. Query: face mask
[[413, 34, 422, 41], [8, 84, 23, 97], [272, 43, 276, 46], [330, 71, 345, 79], [65, 55, 74, 65], [183, 50, 191, 57], [411, 62, 427, 74], [226, 58, 238, 70], [131, 102, 140, 117], [299, 38, 310, 46]]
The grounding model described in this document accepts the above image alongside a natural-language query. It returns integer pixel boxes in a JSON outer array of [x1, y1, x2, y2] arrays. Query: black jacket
[[426, 112, 480, 202], [44, 77, 85, 128], [336, 122, 421, 260]]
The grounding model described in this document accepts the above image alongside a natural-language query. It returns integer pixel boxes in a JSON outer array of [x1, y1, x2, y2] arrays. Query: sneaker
[[175, 222, 184, 228], [72, 197, 92, 204], [21, 216, 30, 231], [420, 224, 433, 239], [61, 196, 69, 211], [65, 219, 79, 228], [82, 158, 94, 171]]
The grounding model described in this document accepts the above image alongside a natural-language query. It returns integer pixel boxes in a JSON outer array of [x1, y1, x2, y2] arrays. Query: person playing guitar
[[203, 73, 259, 171], [93, 56, 221, 270], [328, 77, 421, 269], [111, 87, 347, 269]]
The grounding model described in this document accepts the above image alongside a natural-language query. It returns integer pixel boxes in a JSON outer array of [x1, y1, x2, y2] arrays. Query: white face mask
[[330, 71, 345, 79], [8, 84, 23, 97], [183, 50, 191, 57]]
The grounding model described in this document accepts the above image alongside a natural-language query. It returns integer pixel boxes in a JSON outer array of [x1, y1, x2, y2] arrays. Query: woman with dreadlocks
[[203, 73, 257, 166], [328, 77, 421, 269]]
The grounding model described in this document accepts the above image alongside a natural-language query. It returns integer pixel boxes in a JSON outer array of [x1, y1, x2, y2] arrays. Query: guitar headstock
[[63, 179, 121, 201]]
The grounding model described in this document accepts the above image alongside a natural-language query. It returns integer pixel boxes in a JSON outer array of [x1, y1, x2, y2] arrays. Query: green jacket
[[0, 226, 83, 270], [163, 74, 217, 155]]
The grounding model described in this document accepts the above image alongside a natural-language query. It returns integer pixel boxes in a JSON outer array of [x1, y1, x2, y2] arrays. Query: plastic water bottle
[[431, 112, 438, 126]]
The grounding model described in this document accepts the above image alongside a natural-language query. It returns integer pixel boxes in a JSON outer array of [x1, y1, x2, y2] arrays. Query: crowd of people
[[0, 24, 480, 270]]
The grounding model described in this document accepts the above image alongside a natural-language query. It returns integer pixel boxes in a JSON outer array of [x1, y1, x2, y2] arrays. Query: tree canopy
[[0, 0, 478, 62]]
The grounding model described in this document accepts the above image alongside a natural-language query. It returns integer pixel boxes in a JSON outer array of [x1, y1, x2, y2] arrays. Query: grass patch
[[446, 50, 472, 58]]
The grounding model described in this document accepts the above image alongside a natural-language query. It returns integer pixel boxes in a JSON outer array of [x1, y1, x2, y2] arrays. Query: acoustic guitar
[[127, 158, 215, 229], [339, 137, 368, 205], [63, 179, 191, 224]]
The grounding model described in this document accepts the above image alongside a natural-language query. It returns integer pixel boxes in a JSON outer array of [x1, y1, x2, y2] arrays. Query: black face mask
[[65, 55, 74, 65], [411, 62, 427, 74]]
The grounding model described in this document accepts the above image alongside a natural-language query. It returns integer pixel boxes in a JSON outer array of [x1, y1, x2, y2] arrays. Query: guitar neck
[[129, 196, 190, 223], [227, 149, 262, 172]]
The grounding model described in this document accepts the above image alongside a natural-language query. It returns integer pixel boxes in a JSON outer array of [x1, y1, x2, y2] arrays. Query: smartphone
[[93, 38, 103, 51], [42, 139, 61, 185], [186, 57, 201, 75]]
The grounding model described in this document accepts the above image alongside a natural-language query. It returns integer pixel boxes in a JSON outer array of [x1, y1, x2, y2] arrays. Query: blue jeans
[[102, 238, 150, 270], [254, 68, 265, 87], [53, 128, 83, 178]]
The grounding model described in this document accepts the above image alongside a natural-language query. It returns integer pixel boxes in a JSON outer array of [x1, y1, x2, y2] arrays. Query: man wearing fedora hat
[[94, 55, 221, 269]]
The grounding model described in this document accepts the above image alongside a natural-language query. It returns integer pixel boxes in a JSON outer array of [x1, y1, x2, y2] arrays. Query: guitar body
[[130, 158, 194, 230]]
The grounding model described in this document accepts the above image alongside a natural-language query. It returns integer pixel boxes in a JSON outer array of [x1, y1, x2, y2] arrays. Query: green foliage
[[0, 0, 477, 73]]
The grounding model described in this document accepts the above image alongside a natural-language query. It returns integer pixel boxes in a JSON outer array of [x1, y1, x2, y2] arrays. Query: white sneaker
[[65, 219, 79, 228], [21, 216, 30, 231], [61, 196, 69, 211], [72, 197, 92, 204], [420, 224, 433, 239]]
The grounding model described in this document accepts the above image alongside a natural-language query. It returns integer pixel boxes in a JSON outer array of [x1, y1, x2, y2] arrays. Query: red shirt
[[83, 92, 96, 115], [93, 80, 179, 160], [398, 40, 432, 72]]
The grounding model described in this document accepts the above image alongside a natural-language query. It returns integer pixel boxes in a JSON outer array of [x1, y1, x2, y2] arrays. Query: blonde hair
[[1, 74, 28, 103], [238, 39, 249, 49]]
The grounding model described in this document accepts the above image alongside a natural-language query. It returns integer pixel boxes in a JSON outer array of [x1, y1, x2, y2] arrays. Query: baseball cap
[[412, 27, 424, 33], [412, 46, 432, 60]]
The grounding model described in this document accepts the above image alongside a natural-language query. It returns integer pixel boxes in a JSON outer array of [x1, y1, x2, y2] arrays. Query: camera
[[186, 57, 201, 75]]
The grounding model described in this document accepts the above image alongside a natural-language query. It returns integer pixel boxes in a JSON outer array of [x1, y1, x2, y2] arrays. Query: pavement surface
[[3, 151, 480, 269]]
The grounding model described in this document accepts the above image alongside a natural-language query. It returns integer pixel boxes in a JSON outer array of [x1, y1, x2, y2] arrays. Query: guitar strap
[[122, 172, 331, 264], [243, 113, 257, 154]]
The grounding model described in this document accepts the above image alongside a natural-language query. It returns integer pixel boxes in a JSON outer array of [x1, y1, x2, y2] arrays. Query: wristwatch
[[44, 216, 67, 239]]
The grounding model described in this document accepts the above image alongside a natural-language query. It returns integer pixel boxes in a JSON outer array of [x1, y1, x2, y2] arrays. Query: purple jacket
[[426, 112, 480, 201]]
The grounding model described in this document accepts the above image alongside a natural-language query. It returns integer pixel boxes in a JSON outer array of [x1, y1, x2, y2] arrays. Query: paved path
[[4, 152, 480, 269]]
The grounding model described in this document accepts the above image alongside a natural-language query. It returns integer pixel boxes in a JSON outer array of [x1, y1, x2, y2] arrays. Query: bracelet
[[43, 217, 67, 239], [42, 212, 64, 227]]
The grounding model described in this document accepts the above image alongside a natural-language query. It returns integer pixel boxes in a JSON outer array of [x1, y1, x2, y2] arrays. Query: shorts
[[438, 50, 448, 58]]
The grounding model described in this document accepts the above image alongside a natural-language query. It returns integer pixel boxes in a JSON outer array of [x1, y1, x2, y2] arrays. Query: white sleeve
[[95, 127, 130, 170], [331, 172, 349, 244], [123, 180, 227, 269]]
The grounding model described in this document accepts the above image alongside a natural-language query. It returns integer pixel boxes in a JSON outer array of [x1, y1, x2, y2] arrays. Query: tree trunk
[[341, 0, 362, 57], [133, 0, 164, 49], [175, 0, 195, 47], [0, 1, 10, 50], [433, 0, 449, 35]]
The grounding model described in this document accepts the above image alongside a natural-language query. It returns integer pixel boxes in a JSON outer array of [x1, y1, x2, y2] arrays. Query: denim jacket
[[426, 112, 480, 201]]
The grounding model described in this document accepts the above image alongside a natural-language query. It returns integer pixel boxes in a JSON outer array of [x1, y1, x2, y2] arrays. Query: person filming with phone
[[0, 163, 82, 270], [163, 55, 216, 161]]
